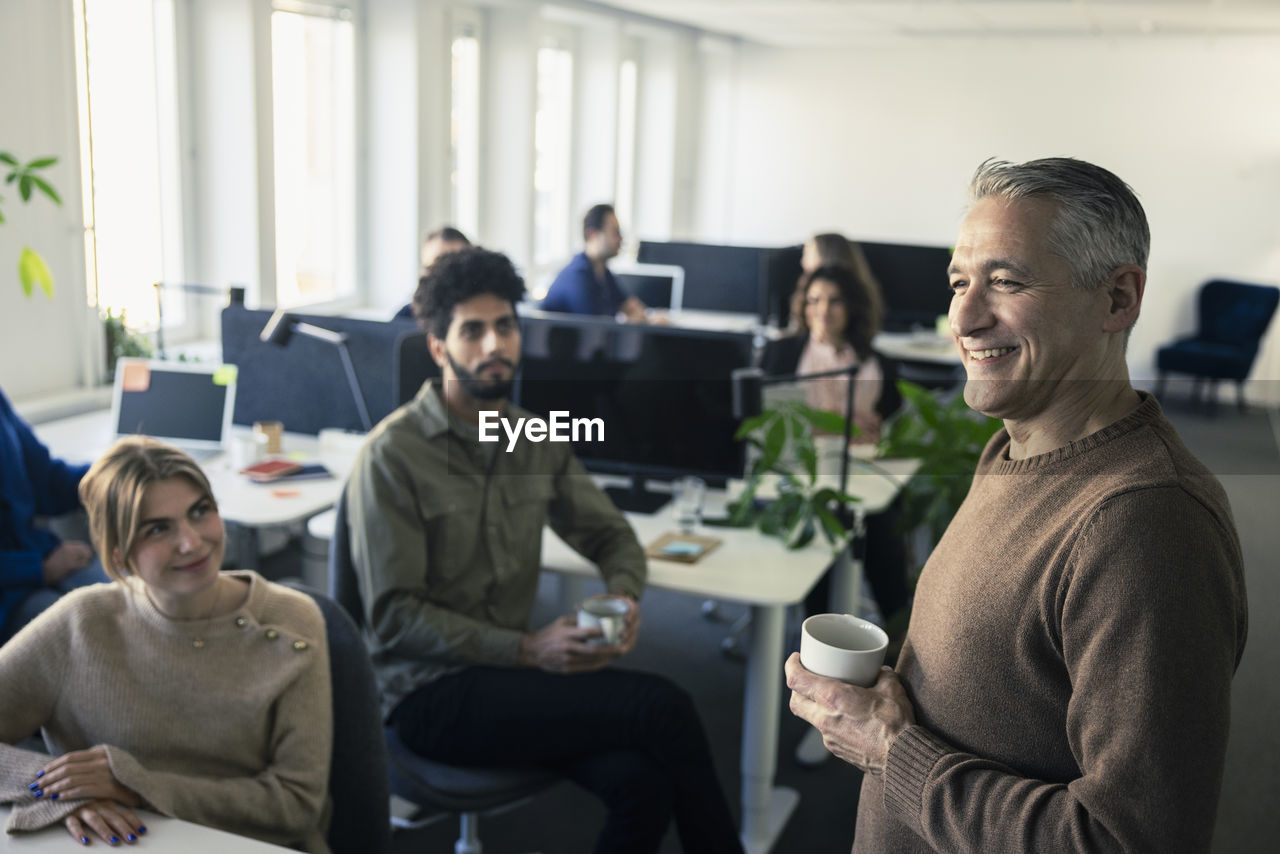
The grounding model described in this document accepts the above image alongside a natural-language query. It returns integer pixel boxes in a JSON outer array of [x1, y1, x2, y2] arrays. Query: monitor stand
[[605, 476, 672, 515]]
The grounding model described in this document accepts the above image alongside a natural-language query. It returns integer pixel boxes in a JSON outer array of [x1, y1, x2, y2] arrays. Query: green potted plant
[[725, 400, 860, 550], [876, 380, 1003, 546], [0, 151, 62, 298], [102, 307, 153, 380]]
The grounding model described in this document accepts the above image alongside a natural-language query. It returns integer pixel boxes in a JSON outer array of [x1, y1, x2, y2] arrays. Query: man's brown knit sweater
[[0, 571, 332, 852], [855, 394, 1247, 853]]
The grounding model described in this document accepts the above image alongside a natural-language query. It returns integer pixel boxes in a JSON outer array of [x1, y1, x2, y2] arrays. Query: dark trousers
[[392, 666, 744, 854], [804, 496, 909, 622]]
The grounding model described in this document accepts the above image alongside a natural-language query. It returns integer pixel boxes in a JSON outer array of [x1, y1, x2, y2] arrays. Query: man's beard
[[446, 351, 517, 401]]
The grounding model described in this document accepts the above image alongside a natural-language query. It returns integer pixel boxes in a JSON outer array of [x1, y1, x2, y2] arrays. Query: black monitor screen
[[762, 244, 804, 328], [615, 272, 674, 310], [638, 241, 763, 315], [515, 313, 752, 486], [859, 241, 954, 332]]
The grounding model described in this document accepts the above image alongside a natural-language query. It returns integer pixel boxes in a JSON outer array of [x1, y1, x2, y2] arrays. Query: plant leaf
[[25, 156, 58, 170], [19, 247, 54, 298], [734, 410, 773, 440], [18, 175, 32, 202], [29, 176, 61, 206], [0, 152, 18, 167]]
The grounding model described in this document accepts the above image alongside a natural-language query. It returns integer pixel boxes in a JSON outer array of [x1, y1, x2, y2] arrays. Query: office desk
[[33, 410, 359, 565], [0, 807, 293, 852], [873, 330, 962, 366], [542, 459, 917, 853]]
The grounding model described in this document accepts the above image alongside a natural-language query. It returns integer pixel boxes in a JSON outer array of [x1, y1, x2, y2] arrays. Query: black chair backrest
[[1199, 279, 1280, 345], [394, 330, 440, 408], [284, 582, 390, 854], [328, 493, 367, 630]]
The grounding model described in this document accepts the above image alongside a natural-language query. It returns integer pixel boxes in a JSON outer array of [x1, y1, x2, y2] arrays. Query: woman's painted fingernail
[[137, 826, 147, 834], [36, 770, 44, 778], [127, 833, 137, 842], [33, 789, 42, 798], [51, 792, 60, 800], [109, 836, 119, 845], [28, 782, 38, 790], [81, 836, 89, 845]]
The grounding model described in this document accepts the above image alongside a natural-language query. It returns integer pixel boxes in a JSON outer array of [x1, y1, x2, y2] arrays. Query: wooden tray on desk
[[645, 531, 723, 564]]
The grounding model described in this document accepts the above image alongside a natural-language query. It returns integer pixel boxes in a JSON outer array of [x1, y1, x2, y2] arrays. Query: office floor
[[259, 397, 1278, 854]]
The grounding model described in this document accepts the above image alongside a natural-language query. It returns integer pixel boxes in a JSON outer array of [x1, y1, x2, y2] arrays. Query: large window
[[614, 56, 638, 248], [270, 4, 356, 308], [532, 43, 574, 269], [450, 26, 481, 239], [75, 0, 185, 333]]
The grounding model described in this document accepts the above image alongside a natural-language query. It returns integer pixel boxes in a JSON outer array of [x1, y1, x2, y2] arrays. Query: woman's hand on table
[[37, 746, 142, 807], [64, 799, 146, 847]]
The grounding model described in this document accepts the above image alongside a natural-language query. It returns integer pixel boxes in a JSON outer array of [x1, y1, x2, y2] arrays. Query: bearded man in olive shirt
[[345, 247, 742, 854], [786, 158, 1247, 853]]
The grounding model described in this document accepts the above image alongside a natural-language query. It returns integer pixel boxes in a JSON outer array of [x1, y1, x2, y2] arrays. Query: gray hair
[[968, 157, 1150, 292]]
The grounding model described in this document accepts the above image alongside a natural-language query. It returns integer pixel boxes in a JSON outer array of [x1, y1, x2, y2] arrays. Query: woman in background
[[790, 232, 884, 335], [0, 436, 332, 851], [765, 263, 899, 441]]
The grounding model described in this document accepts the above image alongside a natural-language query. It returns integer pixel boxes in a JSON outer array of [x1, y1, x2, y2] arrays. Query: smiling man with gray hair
[[786, 157, 1247, 853]]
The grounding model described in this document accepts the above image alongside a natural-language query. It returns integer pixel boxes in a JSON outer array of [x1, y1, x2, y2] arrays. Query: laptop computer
[[111, 358, 237, 460]]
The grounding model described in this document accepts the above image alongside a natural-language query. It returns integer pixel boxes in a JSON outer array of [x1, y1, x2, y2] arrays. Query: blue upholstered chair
[[1155, 279, 1279, 412], [281, 583, 391, 854], [327, 494, 558, 854]]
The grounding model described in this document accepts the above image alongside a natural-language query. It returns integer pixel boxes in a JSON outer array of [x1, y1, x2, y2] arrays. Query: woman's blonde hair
[[78, 436, 217, 581]]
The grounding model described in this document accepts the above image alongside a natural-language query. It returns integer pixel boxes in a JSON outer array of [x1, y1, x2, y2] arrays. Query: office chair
[[328, 494, 558, 854], [393, 330, 441, 407], [281, 582, 391, 854], [1155, 279, 1279, 412]]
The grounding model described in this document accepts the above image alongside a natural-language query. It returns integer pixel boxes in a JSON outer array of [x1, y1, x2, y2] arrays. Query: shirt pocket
[[416, 487, 483, 592], [495, 477, 554, 575]]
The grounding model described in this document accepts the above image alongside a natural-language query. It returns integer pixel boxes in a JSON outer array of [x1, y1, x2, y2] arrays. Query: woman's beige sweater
[[0, 571, 332, 853]]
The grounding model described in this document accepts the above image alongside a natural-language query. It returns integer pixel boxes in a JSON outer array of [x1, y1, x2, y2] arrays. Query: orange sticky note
[[271, 489, 301, 498], [121, 362, 151, 392]]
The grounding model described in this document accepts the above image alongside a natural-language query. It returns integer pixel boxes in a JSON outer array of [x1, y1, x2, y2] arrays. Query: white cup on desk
[[799, 614, 888, 686]]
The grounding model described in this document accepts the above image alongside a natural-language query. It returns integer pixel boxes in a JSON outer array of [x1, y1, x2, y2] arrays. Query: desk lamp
[[259, 309, 374, 431], [152, 282, 246, 360]]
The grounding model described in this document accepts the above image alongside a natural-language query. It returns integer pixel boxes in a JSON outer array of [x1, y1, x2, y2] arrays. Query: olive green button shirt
[[345, 380, 647, 719]]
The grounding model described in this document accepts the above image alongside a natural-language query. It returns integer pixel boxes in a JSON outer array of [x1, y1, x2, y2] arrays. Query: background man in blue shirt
[[0, 387, 107, 643], [542, 203, 646, 321]]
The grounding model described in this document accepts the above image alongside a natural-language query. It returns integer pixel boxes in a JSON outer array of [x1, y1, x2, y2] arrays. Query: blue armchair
[[1155, 279, 1279, 411]]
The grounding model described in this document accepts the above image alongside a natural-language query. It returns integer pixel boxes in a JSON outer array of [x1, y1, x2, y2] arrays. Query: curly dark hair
[[412, 247, 526, 338], [793, 264, 878, 361]]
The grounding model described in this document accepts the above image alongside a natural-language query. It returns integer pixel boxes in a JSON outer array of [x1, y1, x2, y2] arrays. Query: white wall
[[714, 36, 1280, 401], [0, 0, 97, 402]]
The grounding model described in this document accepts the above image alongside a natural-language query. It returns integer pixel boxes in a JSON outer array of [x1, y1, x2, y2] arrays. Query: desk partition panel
[[221, 306, 417, 434]]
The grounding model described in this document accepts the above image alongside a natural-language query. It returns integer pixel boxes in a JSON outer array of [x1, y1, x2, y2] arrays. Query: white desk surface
[[544, 459, 917, 608], [33, 410, 358, 530], [0, 807, 293, 852], [873, 330, 963, 366]]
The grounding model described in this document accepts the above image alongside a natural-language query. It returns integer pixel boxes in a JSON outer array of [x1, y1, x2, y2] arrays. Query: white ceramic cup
[[799, 613, 889, 686], [577, 596, 629, 646]]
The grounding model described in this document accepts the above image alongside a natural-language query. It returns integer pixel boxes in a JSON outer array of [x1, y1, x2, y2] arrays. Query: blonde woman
[[0, 436, 332, 851]]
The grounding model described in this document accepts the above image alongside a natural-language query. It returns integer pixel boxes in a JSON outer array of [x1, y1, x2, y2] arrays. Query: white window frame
[[448, 5, 485, 242], [530, 21, 577, 281], [254, 0, 364, 313]]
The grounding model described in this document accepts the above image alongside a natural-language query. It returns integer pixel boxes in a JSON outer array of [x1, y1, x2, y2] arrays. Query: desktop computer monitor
[[516, 312, 754, 512], [859, 240, 954, 332], [637, 240, 765, 315]]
